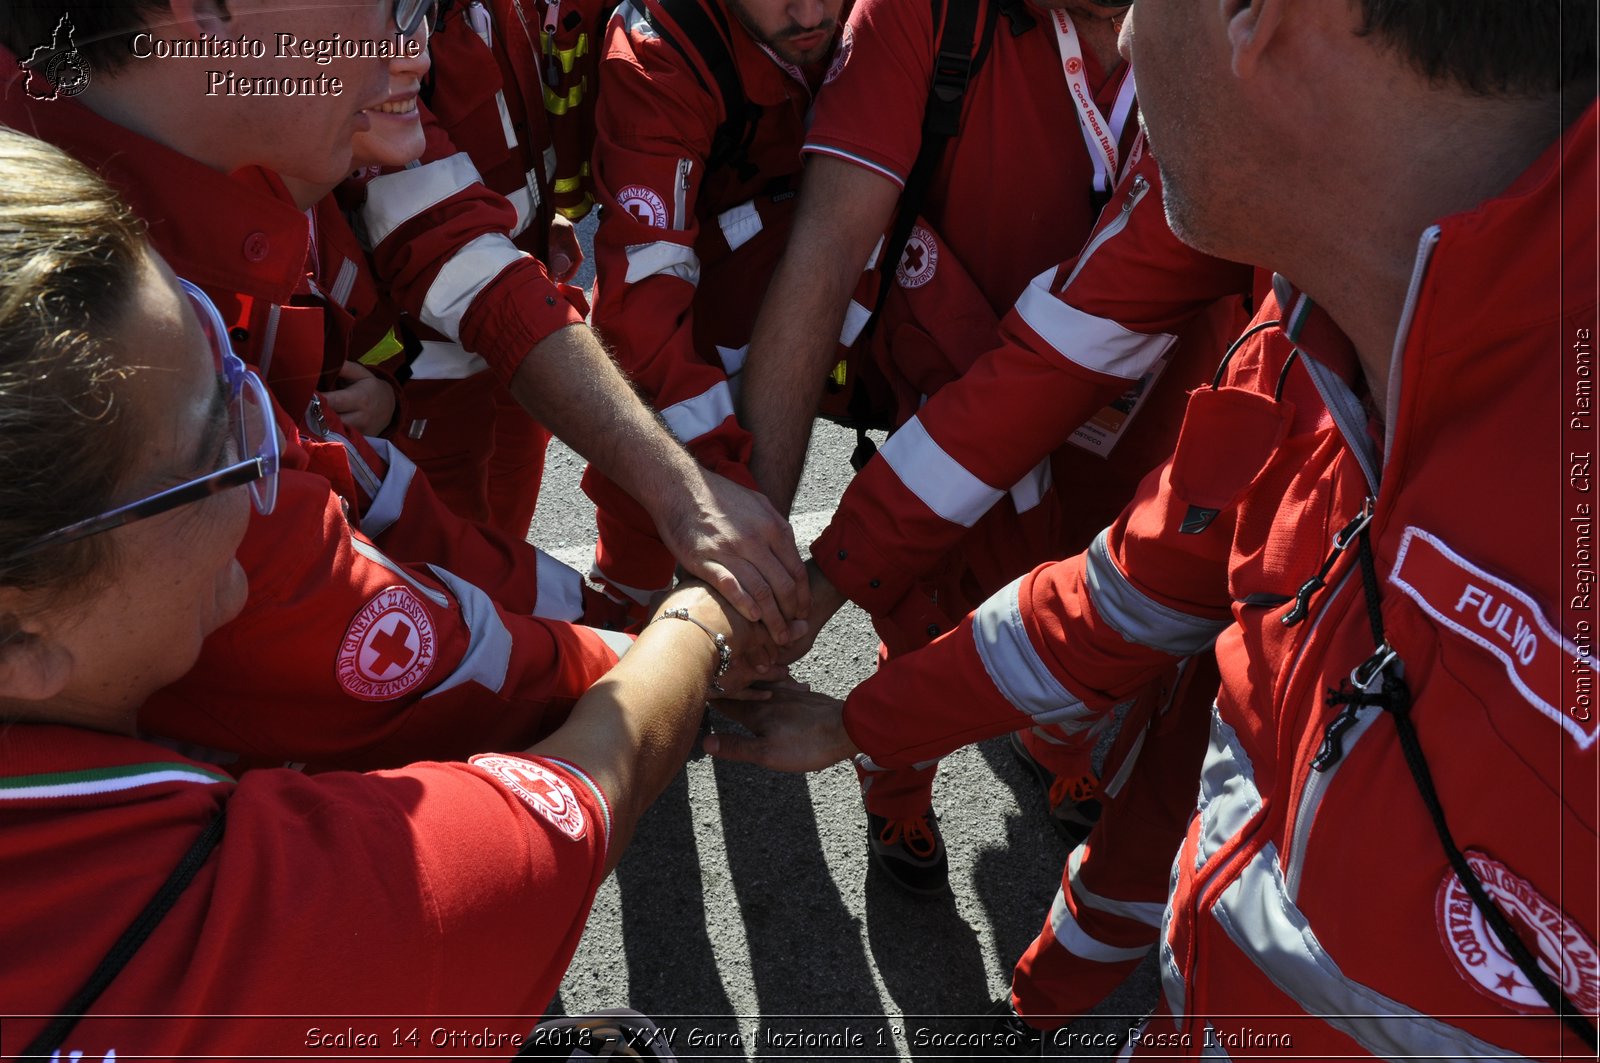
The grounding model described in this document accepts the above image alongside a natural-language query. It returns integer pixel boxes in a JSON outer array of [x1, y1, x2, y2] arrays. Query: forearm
[[510, 323, 703, 522], [741, 157, 900, 513], [527, 596, 721, 871]]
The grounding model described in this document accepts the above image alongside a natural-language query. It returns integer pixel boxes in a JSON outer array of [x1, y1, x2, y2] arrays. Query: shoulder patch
[[824, 22, 853, 85], [896, 224, 939, 289], [472, 755, 588, 841], [1437, 852, 1599, 1015], [616, 184, 670, 229], [1389, 526, 1594, 750], [336, 586, 438, 701]]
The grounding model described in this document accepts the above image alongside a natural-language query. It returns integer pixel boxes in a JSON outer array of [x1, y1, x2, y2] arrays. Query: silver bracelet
[[651, 607, 732, 693]]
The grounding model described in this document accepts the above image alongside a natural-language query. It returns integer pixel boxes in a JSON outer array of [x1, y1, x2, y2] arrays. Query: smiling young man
[[582, 0, 849, 614]]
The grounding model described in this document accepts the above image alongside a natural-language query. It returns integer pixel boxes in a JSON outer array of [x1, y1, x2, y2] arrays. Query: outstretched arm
[[740, 154, 901, 514]]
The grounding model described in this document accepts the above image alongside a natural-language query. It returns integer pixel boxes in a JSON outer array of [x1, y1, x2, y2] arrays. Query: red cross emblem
[[365, 619, 416, 676], [337, 587, 437, 701]]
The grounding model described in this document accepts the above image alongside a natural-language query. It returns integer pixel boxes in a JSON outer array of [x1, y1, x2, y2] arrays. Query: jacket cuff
[[811, 509, 915, 616], [459, 261, 585, 387]]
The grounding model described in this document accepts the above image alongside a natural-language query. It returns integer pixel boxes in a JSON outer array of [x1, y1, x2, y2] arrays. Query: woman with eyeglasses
[[0, 127, 761, 1061]]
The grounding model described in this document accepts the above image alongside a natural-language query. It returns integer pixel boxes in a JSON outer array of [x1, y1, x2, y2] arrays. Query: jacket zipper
[[1280, 229, 1442, 898], [1059, 174, 1148, 290], [673, 158, 692, 231]]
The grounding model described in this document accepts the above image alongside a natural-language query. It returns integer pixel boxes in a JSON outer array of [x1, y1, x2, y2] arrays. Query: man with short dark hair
[[712, 1, 1600, 1054]]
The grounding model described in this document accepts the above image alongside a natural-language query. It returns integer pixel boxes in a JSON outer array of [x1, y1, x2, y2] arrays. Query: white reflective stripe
[[880, 417, 1004, 529], [972, 577, 1095, 730], [855, 752, 887, 774], [319, 425, 382, 499], [347, 538, 450, 608], [420, 233, 527, 339], [1100, 718, 1145, 800], [838, 299, 872, 347], [714, 344, 748, 376], [329, 257, 358, 308], [409, 339, 491, 381], [358, 437, 418, 539], [1068, 845, 1164, 929], [424, 566, 514, 697], [624, 240, 701, 286], [1213, 844, 1531, 1060], [590, 566, 666, 607], [494, 89, 519, 150], [532, 549, 586, 622], [659, 380, 735, 444], [505, 184, 536, 239], [716, 200, 763, 251], [583, 626, 634, 660], [1048, 886, 1151, 963], [363, 152, 483, 247], [1009, 458, 1053, 515], [1086, 530, 1227, 655], [1196, 704, 1262, 869], [543, 144, 558, 183], [864, 235, 885, 272], [1013, 270, 1177, 381]]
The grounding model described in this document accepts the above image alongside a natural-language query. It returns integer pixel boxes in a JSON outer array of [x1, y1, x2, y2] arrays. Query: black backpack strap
[[21, 810, 227, 1061], [865, 0, 1003, 334], [647, 0, 763, 182]]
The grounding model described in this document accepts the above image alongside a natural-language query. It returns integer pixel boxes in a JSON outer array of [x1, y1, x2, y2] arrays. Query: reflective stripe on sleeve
[[1085, 530, 1227, 655], [532, 549, 586, 622], [880, 416, 1005, 529], [409, 339, 490, 381], [972, 577, 1097, 730], [423, 566, 515, 697], [623, 240, 701, 286], [358, 437, 418, 539], [716, 200, 763, 251], [659, 380, 735, 444], [1009, 458, 1053, 515], [420, 234, 528, 340], [838, 299, 873, 347], [363, 152, 484, 247], [1013, 270, 1177, 380]]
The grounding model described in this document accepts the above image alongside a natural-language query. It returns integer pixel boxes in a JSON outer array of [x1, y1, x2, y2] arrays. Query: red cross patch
[[336, 586, 438, 701], [472, 755, 589, 841], [616, 184, 669, 229], [896, 224, 939, 289]]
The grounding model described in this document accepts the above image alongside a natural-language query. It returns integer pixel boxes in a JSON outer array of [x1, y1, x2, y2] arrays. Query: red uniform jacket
[[844, 108, 1599, 1060]]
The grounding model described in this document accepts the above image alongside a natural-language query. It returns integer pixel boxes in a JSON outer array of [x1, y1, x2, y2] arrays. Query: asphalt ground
[[527, 222, 1161, 1061]]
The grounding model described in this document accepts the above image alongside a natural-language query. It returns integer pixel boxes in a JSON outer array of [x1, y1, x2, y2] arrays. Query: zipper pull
[[1122, 174, 1148, 213], [1312, 700, 1364, 772], [1281, 497, 1376, 627]]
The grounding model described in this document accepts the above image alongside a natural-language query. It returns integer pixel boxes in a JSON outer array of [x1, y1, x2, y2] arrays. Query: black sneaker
[[866, 808, 949, 895], [966, 997, 1044, 1057], [1008, 732, 1102, 847]]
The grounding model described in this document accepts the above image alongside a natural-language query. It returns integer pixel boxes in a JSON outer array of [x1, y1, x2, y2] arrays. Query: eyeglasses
[[4, 280, 280, 562], [395, 0, 433, 35]]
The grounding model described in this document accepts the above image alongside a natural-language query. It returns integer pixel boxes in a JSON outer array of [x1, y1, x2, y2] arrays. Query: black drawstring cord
[[1327, 517, 1597, 1050]]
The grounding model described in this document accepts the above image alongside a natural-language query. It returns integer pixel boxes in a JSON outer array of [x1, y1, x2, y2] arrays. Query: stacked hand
[[703, 678, 859, 772], [657, 468, 811, 648], [650, 580, 788, 695]]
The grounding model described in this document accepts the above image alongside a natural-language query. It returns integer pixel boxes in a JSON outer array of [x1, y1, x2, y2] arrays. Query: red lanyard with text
[[1050, 10, 1137, 204]]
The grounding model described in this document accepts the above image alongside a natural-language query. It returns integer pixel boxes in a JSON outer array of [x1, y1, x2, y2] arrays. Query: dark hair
[[0, 1, 173, 74], [1355, 0, 1596, 98], [0, 127, 145, 603]]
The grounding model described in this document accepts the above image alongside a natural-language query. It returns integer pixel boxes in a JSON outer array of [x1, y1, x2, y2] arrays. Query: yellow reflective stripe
[[554, 175, 583, 194], [540, 30, 590, 73], [358, 327, 406, 367], [543, 78, 587, 116], [556, 195, 595, 221]]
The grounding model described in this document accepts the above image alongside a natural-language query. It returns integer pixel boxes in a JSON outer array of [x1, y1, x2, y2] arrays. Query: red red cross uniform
[[0, 724, 612, 1056], [840, 106, 1599, 1059]]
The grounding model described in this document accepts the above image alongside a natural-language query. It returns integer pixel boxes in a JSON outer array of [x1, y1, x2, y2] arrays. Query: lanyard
[[1049, 10, 1137, 200]]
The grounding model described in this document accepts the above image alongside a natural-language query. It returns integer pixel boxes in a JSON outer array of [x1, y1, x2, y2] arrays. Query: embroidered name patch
[[472, 755, 587, 841], [336, 586, 437, 701], [896, 225, 938, 289], [1437, 851, 1599, 1015], [1389, 527, 1593, 749], [616, 185, 668, 229]]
